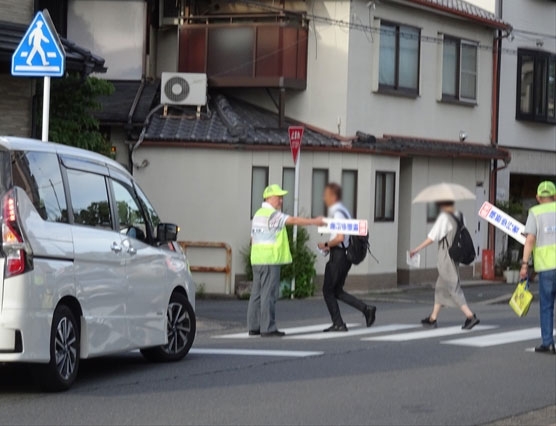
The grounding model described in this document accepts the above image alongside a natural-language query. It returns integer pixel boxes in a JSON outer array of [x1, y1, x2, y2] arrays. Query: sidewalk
[[484, 405, 556, 426], [361, 280, 523, 305]]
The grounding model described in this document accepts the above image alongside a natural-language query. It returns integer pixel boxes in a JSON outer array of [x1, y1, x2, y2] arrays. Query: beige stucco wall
[[346, 1, 495, 144], [133, 145, 399, 293], [497, 0, 556, 154], [397, 157, 491, 275]]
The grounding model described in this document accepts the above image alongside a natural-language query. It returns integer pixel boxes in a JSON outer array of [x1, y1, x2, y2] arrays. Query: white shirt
[[428, 211, 463, 242], [328, 202, 350, 247]]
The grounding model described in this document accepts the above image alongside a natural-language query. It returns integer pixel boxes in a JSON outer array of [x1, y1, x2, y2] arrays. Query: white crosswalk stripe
[[441, 327, 552, 347], [362, 325, 498, 342], [211, 322, 548, 350], [286, 324, 420, 340], [212, 323, 360, 339]]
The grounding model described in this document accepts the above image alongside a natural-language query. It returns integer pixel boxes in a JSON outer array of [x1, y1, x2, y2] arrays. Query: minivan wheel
[[38, 305, 80, 392], [141, 292, 196, 362]]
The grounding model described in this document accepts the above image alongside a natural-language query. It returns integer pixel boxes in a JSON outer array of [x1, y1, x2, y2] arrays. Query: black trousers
[[323, 247, 367, 326]]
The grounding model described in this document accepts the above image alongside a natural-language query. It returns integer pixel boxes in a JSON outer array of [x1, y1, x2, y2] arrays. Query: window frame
[[311, 168, 329, 217], [251, 166, 269, 218], [374, 171, 396, 222], [516, 48, 556, 124], [378, 21, 421, 96], [441, 36, 478, 104]]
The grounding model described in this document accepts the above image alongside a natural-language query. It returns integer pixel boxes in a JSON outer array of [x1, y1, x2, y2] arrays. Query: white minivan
[[0, 137, 196, 391]]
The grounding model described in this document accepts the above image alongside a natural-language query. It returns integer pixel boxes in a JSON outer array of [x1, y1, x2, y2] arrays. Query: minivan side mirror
[[157, 223, 179, 243]]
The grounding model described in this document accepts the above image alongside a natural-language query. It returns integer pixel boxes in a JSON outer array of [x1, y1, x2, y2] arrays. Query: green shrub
[[242, 225, 317, 299]]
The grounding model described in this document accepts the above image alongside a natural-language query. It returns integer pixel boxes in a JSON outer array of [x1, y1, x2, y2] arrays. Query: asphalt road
[[1, 285, 555, 426]]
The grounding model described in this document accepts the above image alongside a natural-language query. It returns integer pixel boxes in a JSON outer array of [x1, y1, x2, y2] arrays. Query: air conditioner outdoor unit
[[160, 72, 207, 106], [159, 0, 184, 26]]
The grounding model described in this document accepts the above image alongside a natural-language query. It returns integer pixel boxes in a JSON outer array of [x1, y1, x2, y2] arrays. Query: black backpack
[[337, 207, 376, 265], [447, 213, 476, 265], [346, 234, 371, 265]]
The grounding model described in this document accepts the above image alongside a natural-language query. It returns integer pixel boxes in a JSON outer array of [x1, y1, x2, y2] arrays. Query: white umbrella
[[412, 183, 475, 203]]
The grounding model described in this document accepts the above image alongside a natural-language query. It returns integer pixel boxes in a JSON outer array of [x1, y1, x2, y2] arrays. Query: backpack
[[346, 234, 371, 265], [447, 213, 476, 265], [337, 207, 375, 265]]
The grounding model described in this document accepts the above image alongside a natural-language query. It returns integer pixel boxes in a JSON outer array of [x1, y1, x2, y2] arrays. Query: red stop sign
[[288, 126, 304, 165]]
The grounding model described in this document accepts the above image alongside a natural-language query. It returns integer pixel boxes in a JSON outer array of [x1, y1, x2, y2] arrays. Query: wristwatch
[[324, 242, 329, 248], [520, 260, 528, 266]]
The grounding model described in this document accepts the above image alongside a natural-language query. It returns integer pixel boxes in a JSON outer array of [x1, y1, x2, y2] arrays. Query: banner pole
[[291, 151, 300, 299], [41, 76, 51, 142]]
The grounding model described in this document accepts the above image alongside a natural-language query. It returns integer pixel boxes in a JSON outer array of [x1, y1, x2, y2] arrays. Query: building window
[[251, 167, 268, 217], [442, 37, 478, 102], [312, 169, 328, 217], [427, 203, 440, 223], [516, 49, 556, 124], [375, 172, 395, 222], [341, 170, 358, 216], [379, 22, 420, 94], [282, 168, 295, 215]]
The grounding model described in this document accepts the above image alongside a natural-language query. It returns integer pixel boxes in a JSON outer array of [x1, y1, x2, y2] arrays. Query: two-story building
[[54, 0, 511, 294], [495, 0, 556, 259]]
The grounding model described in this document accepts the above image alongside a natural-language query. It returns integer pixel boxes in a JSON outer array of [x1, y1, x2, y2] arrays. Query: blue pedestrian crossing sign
[[11, 11, 65, 77]]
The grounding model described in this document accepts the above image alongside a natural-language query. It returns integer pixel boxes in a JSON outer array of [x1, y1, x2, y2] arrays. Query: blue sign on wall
[[11, 11, 65, 77]]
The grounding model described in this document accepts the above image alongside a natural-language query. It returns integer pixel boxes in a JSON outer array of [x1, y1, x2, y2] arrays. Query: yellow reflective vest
[[250, 206, 292, 266], [529, 201, 556, 272]]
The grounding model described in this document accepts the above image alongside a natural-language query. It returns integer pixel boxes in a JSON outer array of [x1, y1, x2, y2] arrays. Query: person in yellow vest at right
[[248, 184, 325, 337], [520, 181, 556, 355]]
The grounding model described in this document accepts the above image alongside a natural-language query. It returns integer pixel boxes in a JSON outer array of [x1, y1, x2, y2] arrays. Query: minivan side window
[[11, 151, 68, 223], [66, 170, 112, 229], [111, 180, 148, 242]]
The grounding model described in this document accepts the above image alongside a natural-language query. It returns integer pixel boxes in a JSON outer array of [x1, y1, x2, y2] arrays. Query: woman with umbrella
[[409, 183, 480, 330]]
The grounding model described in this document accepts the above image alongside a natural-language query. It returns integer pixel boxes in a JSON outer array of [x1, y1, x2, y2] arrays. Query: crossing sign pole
[[11, 10, 65, 142], [288, 126, 304, 299]]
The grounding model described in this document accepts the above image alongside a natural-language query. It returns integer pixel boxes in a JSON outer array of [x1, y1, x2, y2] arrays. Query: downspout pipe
[[488, 4, 512, 251], [129, 103, 165, 175]]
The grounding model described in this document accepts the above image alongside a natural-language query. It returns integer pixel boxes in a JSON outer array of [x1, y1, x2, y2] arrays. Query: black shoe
[[261, 330, 286, 337], [364, 305, 377, 328], [421, 316, 438, 329], [248, 330, 260, 336], [323, 324, 348, 332], [534, 344, 556, 354], [462, 314, 480, 330]]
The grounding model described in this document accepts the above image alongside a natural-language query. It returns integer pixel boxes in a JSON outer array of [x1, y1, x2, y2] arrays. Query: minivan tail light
[[1, 190, 28, 277]]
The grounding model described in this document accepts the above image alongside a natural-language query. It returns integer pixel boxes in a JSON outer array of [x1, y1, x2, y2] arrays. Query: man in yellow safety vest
[[248, 184, 324, 337], [520, 181, 556, 354]]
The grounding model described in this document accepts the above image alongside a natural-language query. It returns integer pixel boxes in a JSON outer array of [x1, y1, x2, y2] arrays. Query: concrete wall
[[0, 0, 33, 24], [497, 0, 556, 153], [346, 1, 495, 144], [0, 0, 34, 137], [67, 0, 146, 79], [0, 75, 33, 137], [133, 145, 400, 293]]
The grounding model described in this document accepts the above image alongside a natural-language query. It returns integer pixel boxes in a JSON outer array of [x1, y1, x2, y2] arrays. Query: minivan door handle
[[110, 242, 123, 253], [122, 239, 137, 255]]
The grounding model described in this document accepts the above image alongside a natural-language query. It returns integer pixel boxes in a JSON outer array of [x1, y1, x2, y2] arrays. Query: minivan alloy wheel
[[55, 317, 78, 380], [164, 302, 191, 355]]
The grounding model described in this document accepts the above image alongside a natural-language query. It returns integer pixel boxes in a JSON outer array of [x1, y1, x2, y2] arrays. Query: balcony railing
[[178, 19, 308, 90]]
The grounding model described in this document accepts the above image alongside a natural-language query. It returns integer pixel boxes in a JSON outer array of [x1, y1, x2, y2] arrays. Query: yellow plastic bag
[[509, 280, 533, 317]]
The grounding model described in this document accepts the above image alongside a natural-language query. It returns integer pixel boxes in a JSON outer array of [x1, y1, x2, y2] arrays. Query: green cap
[[263, 184, 288, 199], [537, 181, 556, 197]]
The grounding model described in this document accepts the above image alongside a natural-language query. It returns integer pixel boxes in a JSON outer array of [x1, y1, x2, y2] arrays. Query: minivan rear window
[[11, 151, 68, 223]]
